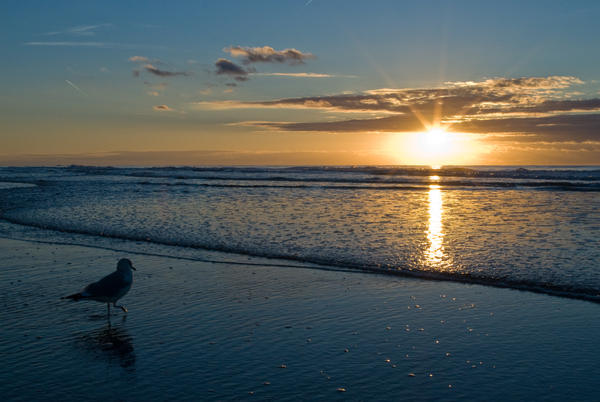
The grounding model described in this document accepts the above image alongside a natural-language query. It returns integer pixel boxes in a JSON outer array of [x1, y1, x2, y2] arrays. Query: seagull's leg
[[114, 301, 128, 313], [107, 302, 111, 317]]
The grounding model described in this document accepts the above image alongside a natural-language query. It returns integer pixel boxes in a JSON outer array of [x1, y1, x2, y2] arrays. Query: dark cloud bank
[[225, 76, 600, 143]]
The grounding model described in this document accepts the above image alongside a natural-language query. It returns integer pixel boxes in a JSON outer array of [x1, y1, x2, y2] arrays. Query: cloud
[[193, 100, 264, 110], [246, 113, 600, 143], [65, 80, 88, 97], [153, 104, 174, 111], [128, 56, 188, 78], [453, 113, 600, 142], [147, 91, 159, 96], [452, 76, 583, 90], [224, 46, 315, 65], [44, 23, 112, 37], [251, 72, 352, 78], [473, 98, 600, 115], [249, 115, 423, 132], [215, 58, 249, 81], [144, 82, 167, 90], [199, 76, 589, 116], [213, 46, 317, 84], [193, 99, 347, 111], [26, 41, 113, 47], [129, 56, 149, 62], [198, 75, 600, 143], [144, 64, 190, 77], [25, 41, 164, 50]]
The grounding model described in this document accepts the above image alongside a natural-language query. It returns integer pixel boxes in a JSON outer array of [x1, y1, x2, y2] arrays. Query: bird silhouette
[[63, 258, 136, 316]]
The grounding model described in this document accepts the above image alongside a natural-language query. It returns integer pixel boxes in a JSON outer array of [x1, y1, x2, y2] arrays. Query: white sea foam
[[0, 182, 36, 190]]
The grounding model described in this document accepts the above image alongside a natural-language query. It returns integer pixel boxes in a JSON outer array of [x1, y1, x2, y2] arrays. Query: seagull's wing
[[83, 270, 124, 298]]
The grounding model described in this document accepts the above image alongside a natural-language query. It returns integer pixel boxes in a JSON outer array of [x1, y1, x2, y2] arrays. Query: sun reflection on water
[[426, 182, 446, 268]]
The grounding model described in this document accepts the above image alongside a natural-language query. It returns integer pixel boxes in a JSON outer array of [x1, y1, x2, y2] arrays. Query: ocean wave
[[2, 166, 598, 189], [1, 165, 598, 304], [0, 182, 37, 190], [129, 180, 600, 191], [60, 165, 600, 182], [2, 216, 600, 303]]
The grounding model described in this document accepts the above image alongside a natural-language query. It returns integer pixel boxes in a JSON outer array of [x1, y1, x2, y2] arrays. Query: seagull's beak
[[131, 266, 137, 271]]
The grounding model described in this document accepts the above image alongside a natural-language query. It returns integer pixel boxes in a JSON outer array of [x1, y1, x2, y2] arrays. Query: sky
[[1, 0, 600, 166]]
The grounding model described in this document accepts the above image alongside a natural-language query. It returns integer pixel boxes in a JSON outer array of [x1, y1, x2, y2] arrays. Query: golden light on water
[[426, 183, 445, 267]]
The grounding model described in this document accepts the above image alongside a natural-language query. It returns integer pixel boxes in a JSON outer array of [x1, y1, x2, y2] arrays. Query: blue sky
[[2, 0, 600, 165]]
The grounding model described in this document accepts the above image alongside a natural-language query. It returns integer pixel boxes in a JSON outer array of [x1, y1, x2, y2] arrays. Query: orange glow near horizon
[[385, 127, 487, 166]]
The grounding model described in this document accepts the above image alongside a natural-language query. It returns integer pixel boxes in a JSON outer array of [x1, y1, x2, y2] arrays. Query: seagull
[[63, 258, 136, 316]]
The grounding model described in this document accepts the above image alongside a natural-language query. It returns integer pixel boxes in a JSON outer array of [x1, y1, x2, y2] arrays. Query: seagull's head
[[117, 258, 136, 272]]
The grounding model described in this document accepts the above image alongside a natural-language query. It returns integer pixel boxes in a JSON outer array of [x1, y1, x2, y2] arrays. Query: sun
[[415, 125, 452, 166], [425, 127, 448, 146], [384, 126, 487, 166]]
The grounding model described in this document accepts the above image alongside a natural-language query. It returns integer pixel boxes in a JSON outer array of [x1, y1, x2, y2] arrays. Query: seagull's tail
[[62, 292, 84, 301]]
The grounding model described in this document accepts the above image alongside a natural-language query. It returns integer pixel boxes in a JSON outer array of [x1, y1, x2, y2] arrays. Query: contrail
[[305, 0, 313, 5], [65, 79, 88, 96]]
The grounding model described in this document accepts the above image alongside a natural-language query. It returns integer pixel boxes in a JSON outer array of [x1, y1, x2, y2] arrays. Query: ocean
[[0, 165, 598, 301]]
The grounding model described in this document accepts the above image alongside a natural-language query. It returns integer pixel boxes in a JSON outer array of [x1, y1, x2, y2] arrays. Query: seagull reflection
[[77, 319, 135, 369]]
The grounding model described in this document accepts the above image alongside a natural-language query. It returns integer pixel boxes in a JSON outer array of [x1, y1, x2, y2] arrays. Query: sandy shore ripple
[[1, 237, 599, 401]]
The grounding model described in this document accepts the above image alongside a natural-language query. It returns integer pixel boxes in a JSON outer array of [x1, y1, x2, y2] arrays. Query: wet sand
[[1, 237, 599, 401]]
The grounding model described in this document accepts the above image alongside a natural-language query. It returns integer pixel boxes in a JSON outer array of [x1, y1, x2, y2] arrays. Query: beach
[[2, 236, 599, 401], [4, 0, 600, 399]]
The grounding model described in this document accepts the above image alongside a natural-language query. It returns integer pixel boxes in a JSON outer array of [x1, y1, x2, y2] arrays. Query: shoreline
[[1, 236, 599, 401], [2, 217, 599, 304]]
